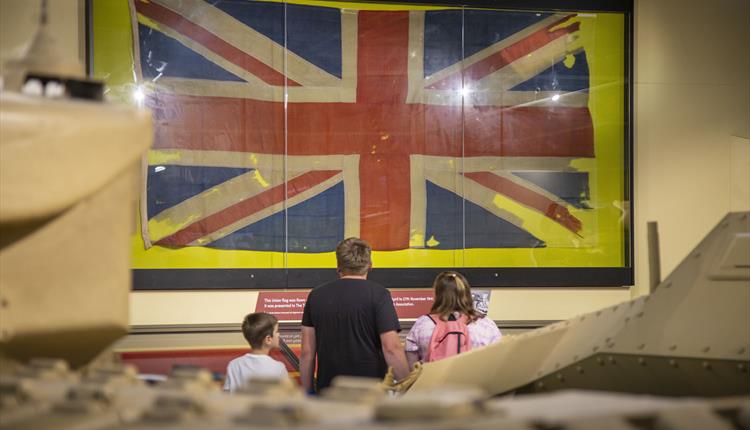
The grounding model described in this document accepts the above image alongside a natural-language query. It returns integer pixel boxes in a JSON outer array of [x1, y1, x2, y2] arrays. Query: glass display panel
[[90, 0, 631, 288]]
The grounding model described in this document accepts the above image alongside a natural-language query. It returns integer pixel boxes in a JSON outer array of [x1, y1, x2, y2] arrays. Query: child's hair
[[241, 312, 278, 349], [336, 237, 372, 276], [429, 271, 481, 323]]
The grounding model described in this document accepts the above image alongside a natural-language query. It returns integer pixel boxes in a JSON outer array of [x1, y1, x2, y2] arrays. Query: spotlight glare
[[133, 86, 145, 103]]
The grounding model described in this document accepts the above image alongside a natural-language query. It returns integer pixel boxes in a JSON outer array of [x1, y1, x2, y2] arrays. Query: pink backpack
[[425, 313, 471, 362]]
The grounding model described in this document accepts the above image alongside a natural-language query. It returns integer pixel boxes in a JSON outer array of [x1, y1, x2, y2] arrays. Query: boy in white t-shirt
[[223, 312, 289, 393]]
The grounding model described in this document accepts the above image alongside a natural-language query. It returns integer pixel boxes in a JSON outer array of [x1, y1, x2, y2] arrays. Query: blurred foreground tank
[[0, 92, 151, 367], [0, 3, 153, 366], [409, 212, 750, 397]]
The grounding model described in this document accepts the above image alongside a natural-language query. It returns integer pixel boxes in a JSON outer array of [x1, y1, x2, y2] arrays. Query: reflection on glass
[[93, 1, 628, 272]]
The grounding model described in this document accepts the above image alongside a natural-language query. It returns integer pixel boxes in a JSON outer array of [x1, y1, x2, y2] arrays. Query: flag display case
[[88, 0, 633, 289]]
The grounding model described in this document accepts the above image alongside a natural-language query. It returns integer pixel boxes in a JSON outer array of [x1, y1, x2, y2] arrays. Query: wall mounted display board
[[89, 0, 633, 289]]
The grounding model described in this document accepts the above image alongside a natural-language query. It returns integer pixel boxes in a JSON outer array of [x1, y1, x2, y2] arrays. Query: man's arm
[[380, 330, 409, 381], [300, 325, 317, 393]]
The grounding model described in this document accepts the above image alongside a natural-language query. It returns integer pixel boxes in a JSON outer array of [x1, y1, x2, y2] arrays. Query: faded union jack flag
[[135, 0, 593, 253]]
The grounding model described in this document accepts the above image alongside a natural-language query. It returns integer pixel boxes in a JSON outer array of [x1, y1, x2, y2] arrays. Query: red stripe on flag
[[464, 171, 582, 234], [156, 170, 340, 246], [357, 11, 410, 103], [359, 153, 411, 250], [135, 0, 299, 86], [461, 105, 594, 157], [427, 16, 580, 89], [147, 93, 285, 153], [148, 94, 593, 158], [356, 11, 411, 250]]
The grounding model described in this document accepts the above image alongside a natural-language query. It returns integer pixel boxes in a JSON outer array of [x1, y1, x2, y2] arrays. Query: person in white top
[[224, 312, 289, 393]]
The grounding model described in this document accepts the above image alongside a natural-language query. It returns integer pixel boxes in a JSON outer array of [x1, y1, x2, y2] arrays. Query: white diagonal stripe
[[153, 0, 341, 87]]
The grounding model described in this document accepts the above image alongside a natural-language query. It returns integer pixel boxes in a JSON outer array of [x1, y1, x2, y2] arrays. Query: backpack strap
[[426, 313, 462, 323]]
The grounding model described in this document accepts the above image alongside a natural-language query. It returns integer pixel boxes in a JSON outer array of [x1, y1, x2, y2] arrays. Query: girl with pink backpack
[[405, 272, 502, 367]]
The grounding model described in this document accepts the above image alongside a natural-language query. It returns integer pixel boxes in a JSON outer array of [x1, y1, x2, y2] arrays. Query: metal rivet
[[250, 274, 255, 278], [537, 382, 545, 389], [494, 273, 499, 277], [738, 364, 747, 373], [638, 357, 646, 366], [608, 356, 616, 364], [702, 361, 712, 370], [597, 357, 604, 365], [576, 366, 584, 374], [556, 373, 564, 381], [669, 359, 678, 367]]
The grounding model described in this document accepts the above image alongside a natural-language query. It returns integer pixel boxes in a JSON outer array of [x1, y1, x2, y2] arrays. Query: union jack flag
[[134, 0, 593, 253]]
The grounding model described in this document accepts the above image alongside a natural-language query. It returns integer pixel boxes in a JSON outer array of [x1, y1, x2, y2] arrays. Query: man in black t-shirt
[[300, 238, 409, 393]]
